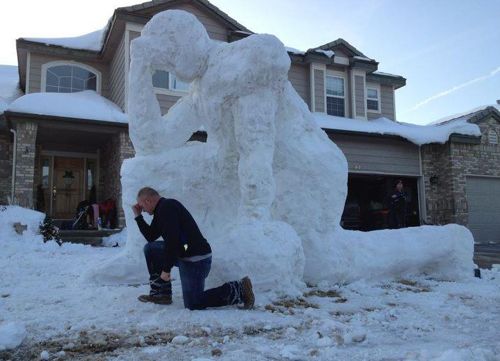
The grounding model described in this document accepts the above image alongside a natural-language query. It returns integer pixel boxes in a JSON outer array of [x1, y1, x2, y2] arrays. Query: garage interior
[[341, 174, 420, 231]]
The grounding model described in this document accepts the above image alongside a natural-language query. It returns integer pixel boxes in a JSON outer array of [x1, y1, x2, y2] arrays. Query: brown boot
[[240, 276, 255, 309], [138, 294, 172, 305]]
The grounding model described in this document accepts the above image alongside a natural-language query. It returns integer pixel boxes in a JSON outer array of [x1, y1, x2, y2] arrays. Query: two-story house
[[0, 0, 497, 242]]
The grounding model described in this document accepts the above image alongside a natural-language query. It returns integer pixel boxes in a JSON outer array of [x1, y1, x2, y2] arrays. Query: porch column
[[14, 120, 38, 208]]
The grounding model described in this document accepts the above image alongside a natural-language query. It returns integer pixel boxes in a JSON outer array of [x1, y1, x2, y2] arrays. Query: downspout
[[10, 128, 17, 204]]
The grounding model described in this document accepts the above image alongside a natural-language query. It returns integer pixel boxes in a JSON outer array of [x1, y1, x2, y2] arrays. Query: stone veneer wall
[[0, 132, 13, 204], [13, 121, 38, 208], [422, 116, 500, 226], [100, 131, 135, 227], [421, 142, 455, 225]]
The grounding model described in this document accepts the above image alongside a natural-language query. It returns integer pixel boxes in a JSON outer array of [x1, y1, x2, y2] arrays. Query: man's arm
[[135, 215, 161, 242]]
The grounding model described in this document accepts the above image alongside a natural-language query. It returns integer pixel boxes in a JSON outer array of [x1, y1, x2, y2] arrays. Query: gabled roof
[[311, 38, 367, 58], [116, 0, 250, 32], [430, 104, 500, 126]]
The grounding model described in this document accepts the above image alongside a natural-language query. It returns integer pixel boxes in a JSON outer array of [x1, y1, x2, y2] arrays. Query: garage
[[466, 176, 500, 243], [326, 131, 422, 231]]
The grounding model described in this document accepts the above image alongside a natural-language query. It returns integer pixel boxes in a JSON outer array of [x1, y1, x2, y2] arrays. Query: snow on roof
[[353, 55, 375, 62], [0, 65, 23, 114], [314, 112, 481, 145], [314, 49, 335, 58], [371, 71, 403, 78], [22, 28, 106, 52], [7, 90, 127, 124], [285, 46, 305, 55], [428, 104, 500, 125]]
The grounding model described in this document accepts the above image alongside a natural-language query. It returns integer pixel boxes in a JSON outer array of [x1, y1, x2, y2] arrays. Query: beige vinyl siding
[[171, 3, 228, 41], [28, 53, 110, 100], [157, 93, 182, 115], [354, 75, 365, 118], [380, 85, 395, 120], [109, 33, 126, 110], [330, 133, 420, 176], [314, 69, 325, 113], [288, 64, 310, 108]]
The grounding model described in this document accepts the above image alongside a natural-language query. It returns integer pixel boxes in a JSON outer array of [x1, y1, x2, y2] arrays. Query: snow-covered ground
[[1, 211, 499, 360]]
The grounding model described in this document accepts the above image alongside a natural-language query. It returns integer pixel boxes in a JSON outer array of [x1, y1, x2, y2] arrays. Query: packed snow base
[[0, 224, 499, 359], [87, 10, 474, 296]]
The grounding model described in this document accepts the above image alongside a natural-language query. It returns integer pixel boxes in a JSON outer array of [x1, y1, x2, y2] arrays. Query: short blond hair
[[137, 187, 160, 198]]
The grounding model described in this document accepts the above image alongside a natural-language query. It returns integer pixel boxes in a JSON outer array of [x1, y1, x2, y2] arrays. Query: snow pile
[[22, 29, 105, 52], [0, 65, 22, 114], [314, 113, 481, 145], [102, 228, 128, 247], [89, 10, 473, 296], [429, 104, 500, 125], [0, 205, 44, 241], [7, 90, 127, 123], [0, 322, 26, 351]]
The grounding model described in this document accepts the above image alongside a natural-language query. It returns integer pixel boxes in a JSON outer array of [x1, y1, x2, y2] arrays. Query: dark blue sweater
[[135, 198, 212, 273]]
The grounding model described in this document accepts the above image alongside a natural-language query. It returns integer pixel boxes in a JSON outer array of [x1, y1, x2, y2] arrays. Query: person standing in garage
[[388, 179, 407, 229]]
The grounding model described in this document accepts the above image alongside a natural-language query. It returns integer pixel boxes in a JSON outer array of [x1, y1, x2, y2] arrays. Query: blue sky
[[1, 0, 499, 124]]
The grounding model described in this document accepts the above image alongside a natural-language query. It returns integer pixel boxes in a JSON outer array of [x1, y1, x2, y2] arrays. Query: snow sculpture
[[88, 10, 473, 293]]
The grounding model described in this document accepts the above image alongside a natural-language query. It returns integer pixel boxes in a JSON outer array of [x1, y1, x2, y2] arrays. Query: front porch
[[5, 112, 134, 228]]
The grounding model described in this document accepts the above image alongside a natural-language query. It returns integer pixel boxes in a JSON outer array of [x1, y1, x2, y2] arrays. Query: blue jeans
[[143, 241, 242, 310]]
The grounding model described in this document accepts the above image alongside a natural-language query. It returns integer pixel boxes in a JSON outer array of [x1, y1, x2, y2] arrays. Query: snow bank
[[314, 113, 481, 145], [0, 322, 26, 351], [90, 10, 474, 296], [0, 205, 44, 241], [22, 29, 105, 52], [0, 65, 22, 113], [102, 228, 128, 247], [7, 90, 127, 123]]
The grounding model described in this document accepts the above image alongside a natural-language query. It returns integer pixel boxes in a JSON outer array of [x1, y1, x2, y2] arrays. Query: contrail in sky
[[405, 66, 500, 113]]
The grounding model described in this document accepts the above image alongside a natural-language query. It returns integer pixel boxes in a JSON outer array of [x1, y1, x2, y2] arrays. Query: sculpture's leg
[[232, 89, 277, 221]]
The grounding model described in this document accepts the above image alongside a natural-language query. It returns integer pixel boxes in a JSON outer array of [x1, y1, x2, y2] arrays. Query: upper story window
[[42, 62, 101, 93], [153, 70, 189, 93], [366, 84, 380, 112], [488, 129, 498, 144], [326, 75, 345, 117]]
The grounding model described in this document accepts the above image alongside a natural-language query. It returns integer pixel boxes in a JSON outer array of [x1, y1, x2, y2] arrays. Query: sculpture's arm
[[128, 39, 202, 154]]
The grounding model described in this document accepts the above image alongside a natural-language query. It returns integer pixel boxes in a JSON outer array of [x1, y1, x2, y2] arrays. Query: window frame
[[325, 72, 346, 117], [153, 70, 190, 95], [366, 83, 381, 113], [41, 61, 102, 94]]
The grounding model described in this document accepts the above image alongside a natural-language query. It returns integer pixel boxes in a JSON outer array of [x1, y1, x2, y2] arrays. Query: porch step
[[58, 229, 122, 247]]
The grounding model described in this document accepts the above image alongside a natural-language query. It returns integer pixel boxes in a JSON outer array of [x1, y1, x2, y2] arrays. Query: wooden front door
[[52, 157, 84, 219]]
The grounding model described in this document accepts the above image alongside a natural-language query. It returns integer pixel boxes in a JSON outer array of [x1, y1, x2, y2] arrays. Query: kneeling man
[[132, 187, 254, 309]]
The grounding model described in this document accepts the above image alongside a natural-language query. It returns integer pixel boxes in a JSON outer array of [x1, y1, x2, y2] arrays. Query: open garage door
[[466, 176, 500, 243], [341, 174, 420, 231]]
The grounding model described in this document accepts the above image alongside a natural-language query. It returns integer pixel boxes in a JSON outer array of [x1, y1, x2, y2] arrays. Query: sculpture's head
[[131, 10, 211, 83]]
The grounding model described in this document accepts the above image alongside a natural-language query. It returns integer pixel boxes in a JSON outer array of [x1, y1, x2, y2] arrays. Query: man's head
[[137, 187, 161, 215], [395, 180, 404, 192]]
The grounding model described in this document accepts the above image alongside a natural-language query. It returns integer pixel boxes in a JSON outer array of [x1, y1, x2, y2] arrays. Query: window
[[44, 64, 98, 93], [488, 129, 498, 144], [326, 75, 345, 117], [153, 70, 189, 92], [366, 87, 380, 112]]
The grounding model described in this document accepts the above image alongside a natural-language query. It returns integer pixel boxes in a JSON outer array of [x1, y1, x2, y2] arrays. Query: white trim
[[325, 70, 347, 117], [465, 174, 500, 180], [309, 63, 316, 112], [124, 29, 130, 113], [352, 69, 366, 120], [41, 150, 98, 159], [348, 170, 421, 177], [418, 147, 426, 223], [392, 85, 396, 121], [26, 52, 31, 93], [366, 82, 381, 113], [310, 63, 326, 113], [41, 60, 102, 94]]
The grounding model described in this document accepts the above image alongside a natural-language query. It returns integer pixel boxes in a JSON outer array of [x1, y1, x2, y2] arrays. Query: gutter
[[9, 128, 16, 204]]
